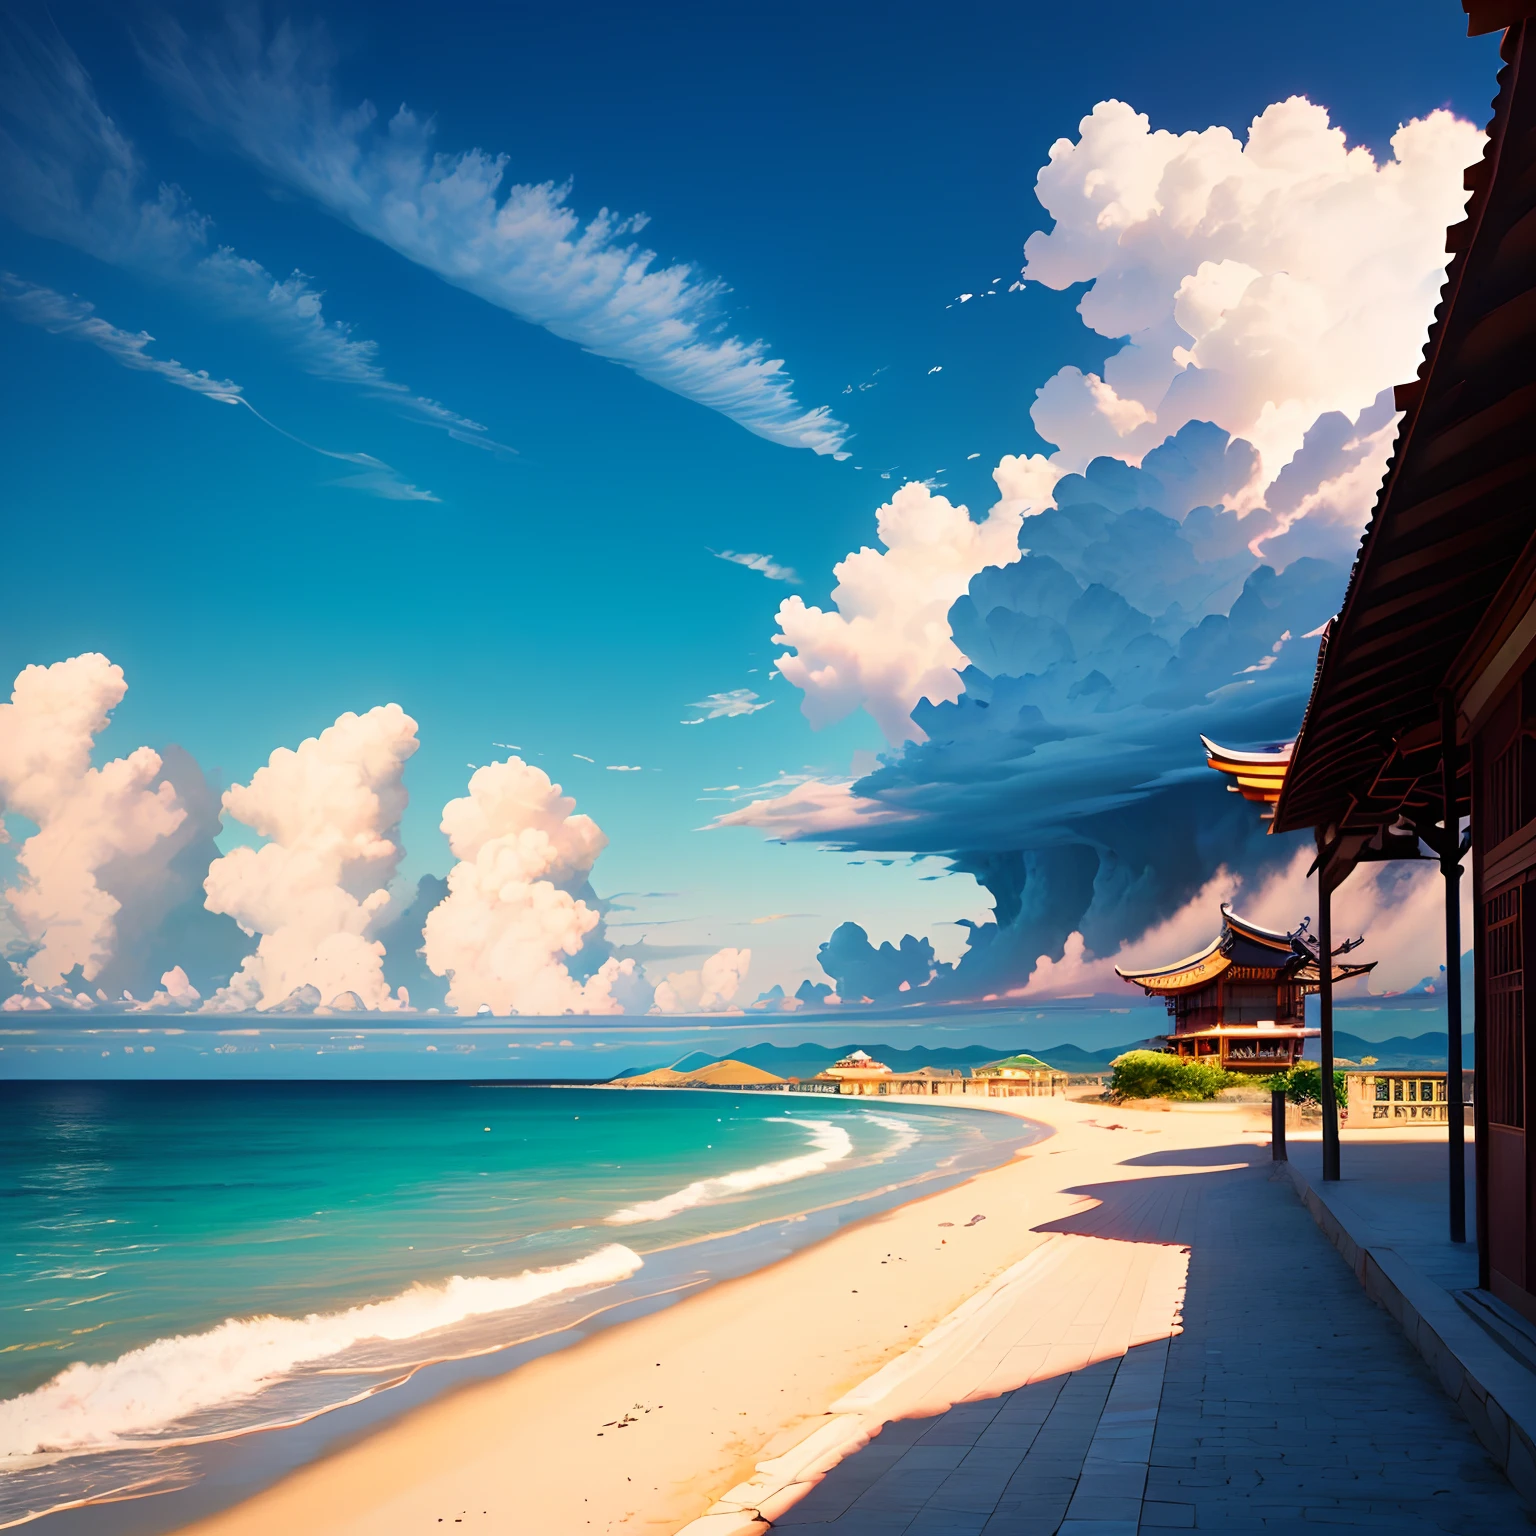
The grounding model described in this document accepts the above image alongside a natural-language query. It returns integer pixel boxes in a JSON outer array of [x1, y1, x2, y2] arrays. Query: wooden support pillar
[[1472, 729, 1490, 1290], [1271, 1089, 1288, 1162], [1318, 851, 1340, 1182], [1441, 691, 1467, 1244]]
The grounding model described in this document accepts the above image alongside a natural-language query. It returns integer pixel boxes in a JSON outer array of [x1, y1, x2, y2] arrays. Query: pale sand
[[171, 1095, 1268, 1536]]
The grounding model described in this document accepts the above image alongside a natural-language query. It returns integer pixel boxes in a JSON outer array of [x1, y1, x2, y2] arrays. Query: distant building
[[878, 1066, 969, 1097], [824, 1050, 890, 1076], [970, 1055, 1068, 1097], [817, 1050, 894, 1095], [1345, 1071, 1467, 1129]]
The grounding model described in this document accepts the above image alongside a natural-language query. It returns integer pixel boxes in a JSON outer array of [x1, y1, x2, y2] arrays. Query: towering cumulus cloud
[[203, 706, 419, 1012], [773, 98, 1481, 750], [421, 758, 642, 1016], [739, 95, 1482, 1000], [1025, 98, 1480, 489], [0, 655, 185, 990], [774, 466, 1059, 744]]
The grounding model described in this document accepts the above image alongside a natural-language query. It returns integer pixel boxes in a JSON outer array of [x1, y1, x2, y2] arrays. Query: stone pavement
[[1285, 1132, 1478, 1292], [770, 1141, 1533, 1533]]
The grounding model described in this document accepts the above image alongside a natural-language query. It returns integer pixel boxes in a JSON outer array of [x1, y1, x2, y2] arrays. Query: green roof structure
[[974, 1053, 1052, 1073]]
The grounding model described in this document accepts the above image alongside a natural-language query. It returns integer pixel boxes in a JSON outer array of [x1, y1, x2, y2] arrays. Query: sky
[[0, 0, 1503, 1038]]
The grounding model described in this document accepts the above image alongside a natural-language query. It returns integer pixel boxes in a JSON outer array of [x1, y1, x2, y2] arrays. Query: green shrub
[[1108, 1050, 1240, 1102], [1261, 1060, 1347, 1108]]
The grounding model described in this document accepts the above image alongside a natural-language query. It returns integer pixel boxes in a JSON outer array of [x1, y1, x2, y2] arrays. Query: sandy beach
[[164, 1093, 1274, 1536]]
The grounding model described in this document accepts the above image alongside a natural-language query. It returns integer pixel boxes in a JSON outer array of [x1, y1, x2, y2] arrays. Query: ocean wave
[[861, 1111, 921, 1155], [606, 1119, 854, 1225], [0, 1244, 641, 1459]]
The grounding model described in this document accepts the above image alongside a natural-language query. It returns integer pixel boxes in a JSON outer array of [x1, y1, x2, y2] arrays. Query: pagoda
[[1115, 904, 1375, 1073]]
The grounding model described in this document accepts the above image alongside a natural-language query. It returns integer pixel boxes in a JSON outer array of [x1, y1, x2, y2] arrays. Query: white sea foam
[[606, 1119, 854, 1225], [861, 1111, 921, 1155], [0, 1244, 641, 1458]]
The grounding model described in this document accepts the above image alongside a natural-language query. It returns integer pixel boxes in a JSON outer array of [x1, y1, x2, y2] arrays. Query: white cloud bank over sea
[[0, 656, 751, 1019]]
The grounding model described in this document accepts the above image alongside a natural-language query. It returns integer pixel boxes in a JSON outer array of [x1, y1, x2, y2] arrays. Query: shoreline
[[9, 1093, 1038, 1535], [147, 1094, 1266, 1536]]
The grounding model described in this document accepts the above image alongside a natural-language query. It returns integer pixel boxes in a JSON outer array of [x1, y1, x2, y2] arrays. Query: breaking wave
[[606, 1119, 854, 1225], [861, 1111, 922, 1155], [0, 1244, 642, 1459]]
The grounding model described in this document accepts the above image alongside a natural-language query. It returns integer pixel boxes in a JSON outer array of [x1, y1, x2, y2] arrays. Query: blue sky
[[0, 1, 1500, 1023]]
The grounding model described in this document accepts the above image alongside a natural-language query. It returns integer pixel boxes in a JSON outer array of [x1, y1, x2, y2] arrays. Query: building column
[[1318, 850, 1340, 1182], [1441, 691, 1467, 1244]]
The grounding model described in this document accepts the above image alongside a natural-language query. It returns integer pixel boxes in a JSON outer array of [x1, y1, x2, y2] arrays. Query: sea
[[0, 1081, 1039, 1530]]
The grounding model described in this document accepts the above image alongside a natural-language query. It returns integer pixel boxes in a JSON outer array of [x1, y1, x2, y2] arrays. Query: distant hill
[[616, 1059, 785, 1087], [607, 1030, 1473, 1084], [1335, 1031, 1470, 1068], [608, 1040, 1140, 1082]]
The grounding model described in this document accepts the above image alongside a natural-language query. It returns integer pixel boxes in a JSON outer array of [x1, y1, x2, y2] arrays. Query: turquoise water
[[0, 1081, 1034, 1526]]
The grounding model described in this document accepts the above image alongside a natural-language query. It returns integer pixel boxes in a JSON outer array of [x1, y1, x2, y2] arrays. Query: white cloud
[[421, 758, 641, 1016], [1023, 97, 1479, 492], [711, 549, 800, 584], [773, 96, 1477, 752], [1013, 867, 1241, 998], [0, 654, 187, 989], [190, 251, 513, 452], [138, 964, 201, 1012], [710, 777, 914, 838], [1, 274, 438, 500], [1013, 848, 1467, 1001], [203, 705, 420, 1012], [652, 947, 751, 1013], [1240, 845, 1470, 998], [142, 14, 847, 456], [682, 690, 773, 724], [773, 470, 1057, 744]]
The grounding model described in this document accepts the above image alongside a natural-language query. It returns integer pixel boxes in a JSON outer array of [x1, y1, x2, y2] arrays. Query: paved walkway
[[771, 1142, 1532, 1533], [1286, 1132, 1478, 1292]]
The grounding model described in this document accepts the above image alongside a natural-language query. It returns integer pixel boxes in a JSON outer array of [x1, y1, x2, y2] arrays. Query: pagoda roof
[[1118, 897, 1382, 995], [1221, 905, 1300, 957], [1116, 904, 1359, 994], [1201, 736, 1294, 813], [1114, 933, 1229, 991]]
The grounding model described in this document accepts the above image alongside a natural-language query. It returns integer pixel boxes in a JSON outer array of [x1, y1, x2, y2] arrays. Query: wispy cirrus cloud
[[140, 12, 848, 457], [2, 274, 437, 501], [190, 251, 514, 453], [681, 690, 774, 725], [710, 548, 801, 584], [1, 271, 243, 402], [0, 11, 509, 454]]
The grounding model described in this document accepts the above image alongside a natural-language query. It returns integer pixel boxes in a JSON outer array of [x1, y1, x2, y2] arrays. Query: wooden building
[[1271, 3, 1536, 1309], [877, 1066, 970, 1097], [816, 1049, 894, 1095], [1117, 906, 1372, 1073], [969, 1055, 1069, 1097]]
